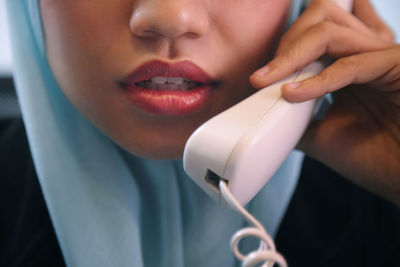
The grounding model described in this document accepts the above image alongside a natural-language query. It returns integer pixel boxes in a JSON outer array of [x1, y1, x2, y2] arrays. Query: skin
[[251, 0, 400, 206], [41, 0, 400, 205], [40, 0, 290, 159]]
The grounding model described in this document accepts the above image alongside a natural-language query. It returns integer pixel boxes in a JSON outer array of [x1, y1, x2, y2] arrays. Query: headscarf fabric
[[5, 1, 305, 266]]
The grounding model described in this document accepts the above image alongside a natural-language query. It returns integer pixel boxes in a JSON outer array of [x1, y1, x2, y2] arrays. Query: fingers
[[353, 0, 395, 42], [276, 0, 376, 56], [250, 22, 391, 90], [250, 0, 398, 103], [281, 47, 400, 102]]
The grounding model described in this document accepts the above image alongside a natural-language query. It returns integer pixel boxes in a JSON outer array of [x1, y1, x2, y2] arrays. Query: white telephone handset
[[183, 0, 353, 207]]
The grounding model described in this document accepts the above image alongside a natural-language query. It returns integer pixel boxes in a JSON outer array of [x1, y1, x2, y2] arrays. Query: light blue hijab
[[6, 1, 305, 266]]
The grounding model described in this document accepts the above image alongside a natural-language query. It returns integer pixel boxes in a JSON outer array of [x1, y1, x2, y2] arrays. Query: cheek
[[39, 0, 291, 159], [207, 1, 290, 104], [215, 1, 290, 63], [41, 1, 130, 84], [40, 0, 134, 121]]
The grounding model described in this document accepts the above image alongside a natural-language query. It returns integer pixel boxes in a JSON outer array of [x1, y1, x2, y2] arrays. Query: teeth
[[168, 77, 185, 84], [136, 77, 202, 90], [151, 76, 168, 84], [150, 76, 187, 85]]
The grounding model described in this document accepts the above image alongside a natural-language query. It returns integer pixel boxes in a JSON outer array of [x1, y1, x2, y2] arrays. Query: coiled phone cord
[[219, 180, 288, 267]]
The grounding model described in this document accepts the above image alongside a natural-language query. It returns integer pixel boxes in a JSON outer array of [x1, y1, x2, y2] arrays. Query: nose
[[130, 0, 209, 40]]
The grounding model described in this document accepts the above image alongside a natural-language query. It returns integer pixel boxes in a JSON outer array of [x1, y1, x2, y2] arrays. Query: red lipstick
[[120, 60, 217, 116]]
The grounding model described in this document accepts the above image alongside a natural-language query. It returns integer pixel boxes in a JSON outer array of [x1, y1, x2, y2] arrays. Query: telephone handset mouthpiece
[[183, 0, 353, 207]]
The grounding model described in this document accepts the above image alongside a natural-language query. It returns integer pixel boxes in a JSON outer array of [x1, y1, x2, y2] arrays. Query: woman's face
[[41, 0, 291, 159]]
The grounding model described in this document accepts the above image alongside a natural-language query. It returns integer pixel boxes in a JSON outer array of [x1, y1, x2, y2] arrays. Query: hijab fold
[[6, 1, 305, 266]]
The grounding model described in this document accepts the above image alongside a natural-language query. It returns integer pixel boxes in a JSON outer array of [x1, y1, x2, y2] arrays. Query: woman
[[2, 0, 400, 266]]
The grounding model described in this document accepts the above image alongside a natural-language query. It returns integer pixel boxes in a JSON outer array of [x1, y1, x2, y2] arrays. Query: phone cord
[[219, 180, 288, 267]]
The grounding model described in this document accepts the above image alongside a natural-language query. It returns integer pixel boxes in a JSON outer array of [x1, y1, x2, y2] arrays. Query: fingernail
[[284, 82, 301, 91], [253, 65, 270, 77]]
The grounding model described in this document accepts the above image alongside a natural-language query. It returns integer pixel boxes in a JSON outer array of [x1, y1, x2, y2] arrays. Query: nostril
[[130, 15, 191, 39], [129, 13, 156, 38], [129, 4, 208, 40]]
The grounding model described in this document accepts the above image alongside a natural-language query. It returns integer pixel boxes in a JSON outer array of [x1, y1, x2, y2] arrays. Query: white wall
[[0, 0, 399, 76], [371, 0, 400, 39], [0, 0, 12, 76]]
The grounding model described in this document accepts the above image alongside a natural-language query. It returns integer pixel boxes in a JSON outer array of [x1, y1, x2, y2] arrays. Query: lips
[[120, 60, 217, 116]]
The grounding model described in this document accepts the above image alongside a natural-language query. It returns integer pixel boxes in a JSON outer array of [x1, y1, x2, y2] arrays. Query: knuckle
[[308, 0, 334, 15], [309, 0, 329, 10], [380, 28, 395, 42], [273, 48, 303, 73], [275, 50, 292, 66], [315, 70, 331, 83], [284, 47, 302, 65], [275, 44, 300, 65], [336, 56, 357, 68], [313, 21, 335, 34], [309, 21, 335, 44]]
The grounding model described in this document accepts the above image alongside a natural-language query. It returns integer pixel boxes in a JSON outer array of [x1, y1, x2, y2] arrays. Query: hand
[[250, 0, 400, 206]]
